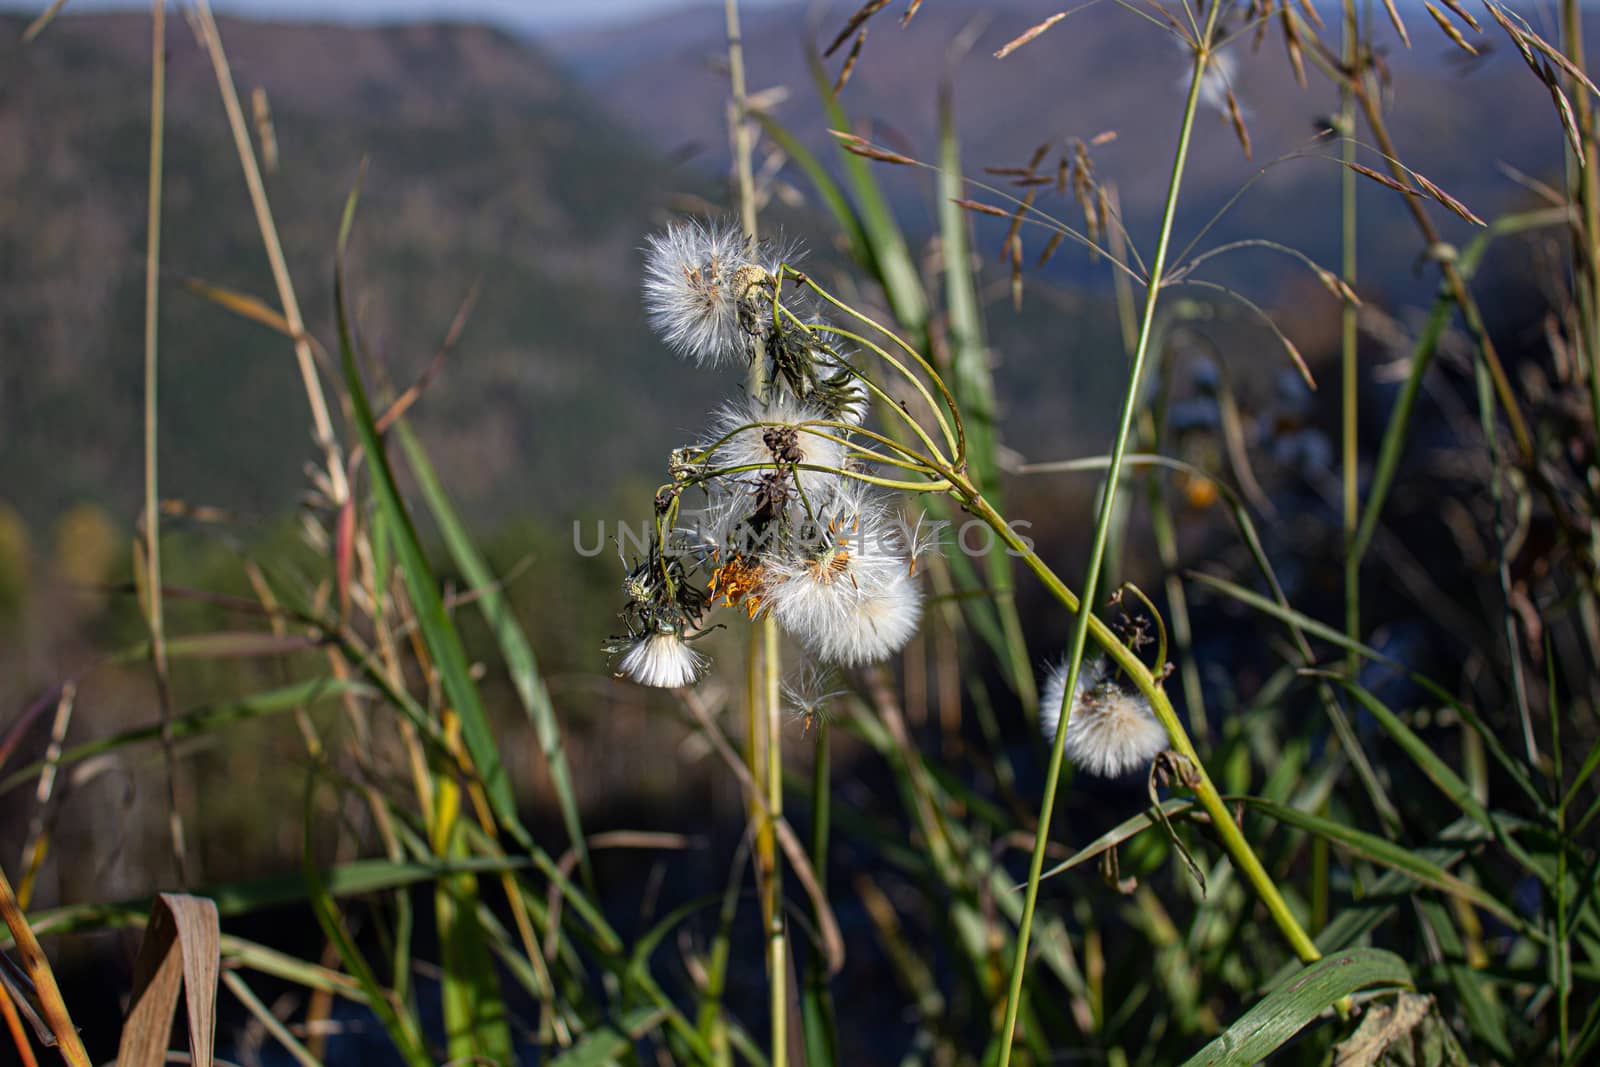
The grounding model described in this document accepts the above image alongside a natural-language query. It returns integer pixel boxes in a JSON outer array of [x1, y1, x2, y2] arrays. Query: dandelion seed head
[[642, 218, 762, 367], [765, 488, 923, 666], [705, 394, 847, 521], [618, 629, 708, 689], [1039, 657, 1167, 777]]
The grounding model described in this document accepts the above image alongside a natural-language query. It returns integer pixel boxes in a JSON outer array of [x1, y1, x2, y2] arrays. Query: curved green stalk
[[990, 20, 1316, 1063]]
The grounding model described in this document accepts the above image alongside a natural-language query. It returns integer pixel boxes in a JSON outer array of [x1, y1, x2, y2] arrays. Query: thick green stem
[[992, 25, 1316, 1062]]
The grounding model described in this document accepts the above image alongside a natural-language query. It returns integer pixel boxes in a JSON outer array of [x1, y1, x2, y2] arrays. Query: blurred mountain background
[[0, 1, 1576, 534]]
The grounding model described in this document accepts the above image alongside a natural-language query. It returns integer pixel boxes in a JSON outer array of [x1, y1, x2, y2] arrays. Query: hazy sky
[[0, 0, 794, 31]]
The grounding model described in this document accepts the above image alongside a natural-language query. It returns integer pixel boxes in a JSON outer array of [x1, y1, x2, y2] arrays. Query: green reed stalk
[[142, 0, 193, 884], [993, 19, 1286, 1062], [1562, 0, 1600, 448], [1328, 0, 1361, 937]]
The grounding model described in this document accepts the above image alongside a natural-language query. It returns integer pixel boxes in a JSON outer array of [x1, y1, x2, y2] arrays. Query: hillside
[[550, 0, 1578, 301], [0, 12, 726, 530]]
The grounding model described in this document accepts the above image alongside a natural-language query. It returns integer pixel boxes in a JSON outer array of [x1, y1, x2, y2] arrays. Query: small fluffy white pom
[[618, 632, 707, 689], [642, 219, 758, 367], [1039, 657, 1167, 777]]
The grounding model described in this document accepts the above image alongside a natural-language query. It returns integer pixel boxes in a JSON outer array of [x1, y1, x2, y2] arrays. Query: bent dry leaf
[[115, 894, 219, 1067]]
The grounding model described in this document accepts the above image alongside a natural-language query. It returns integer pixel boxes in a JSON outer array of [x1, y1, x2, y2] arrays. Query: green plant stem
[[992, 29, 1216, 1062], [726, 6, 786, 1060], [1328, 0, 1361, 940], [142, 0, 193, 886], [965, 492, 1320, 960], [763, 615, 788, 1067], [1561, 0, 1600, 447], [992, 27, 1316, 1062]]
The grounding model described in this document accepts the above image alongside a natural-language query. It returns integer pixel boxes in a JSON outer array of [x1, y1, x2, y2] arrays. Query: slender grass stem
[[191, 0, 348, 504], [142, 0, 192, 885], [1561, 0, 1600, 451], [727, 6, 788, 1062], [992, 22, 1316, 1061], [1328, 0, 1362, 938]]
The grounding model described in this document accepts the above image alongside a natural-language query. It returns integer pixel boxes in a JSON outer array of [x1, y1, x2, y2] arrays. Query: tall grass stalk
[[725, 2, 791, 1061], [140, 0, 193, 885], [994, 13, 1317, 1061]]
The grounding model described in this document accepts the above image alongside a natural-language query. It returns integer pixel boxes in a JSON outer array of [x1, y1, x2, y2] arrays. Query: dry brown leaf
[[115, 894, 220, 1067]]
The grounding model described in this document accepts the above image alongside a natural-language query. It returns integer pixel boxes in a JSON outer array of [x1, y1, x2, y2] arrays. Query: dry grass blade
[[1381, 0, 1411, 48], [1547, 75, 1585, 160], [994, 12, 1067, 59], [1422, 2, 1478, 56], [825, 0, 890, 56], [1002, 188, 1037, 256], [1090, 129, 1117, 146], [841, 142, 917, 165], [1437, 0, 1480, 32], [901, 0, 924, 26], [1296, 0, 1324, 32], [20, 0, 70, 42], [1035, 228, 1067, 268], [180, 278, 297, 339], [1487, 2, 1599, 97], [951, 197, 1011, 218], [0, 865, 89, 1067], [1226, 88, 1253, 161], [373, 281, 480, 434], [1413, 171, 1486, 225], [1341, 159, 1416, 196], [833, 27, 867, 95], [680, 692, 846, 975], [0, 979, 39, 1067], [1009, 233, 1024, 309], [115, 894, 219, 1067], [16, 684, 76, 911], [250, 87, 278, 174], [1279, 0, 1308, 88]]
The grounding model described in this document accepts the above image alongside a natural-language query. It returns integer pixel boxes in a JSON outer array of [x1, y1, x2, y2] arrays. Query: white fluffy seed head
[[642, 219, 763, 367], [704, 394, 846, 520], [1039, 657, 1167, 777], [618, 632, 707, 689], [764, 487, 923, 666]]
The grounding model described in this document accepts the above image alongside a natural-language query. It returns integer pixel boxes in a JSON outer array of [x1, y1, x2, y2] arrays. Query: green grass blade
[[301, 777, 431, 1067], [1329, 676, 1491, 829], [547, 1006, 668, 1067], [1234, 797, 1524, 928], [751, 112, 871, 270], [936, 80, 1035, 711], [0, 677, 367, 797], [1178, 949, 1412, 1067], [332, 180, 531, 851], [396, 419, 591, 888]]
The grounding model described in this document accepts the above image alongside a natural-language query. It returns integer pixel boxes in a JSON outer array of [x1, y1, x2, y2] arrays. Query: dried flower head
[[1039, 657, 1167, 777], [702, 394, 846, 532], [642, 218, 768, 367]]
